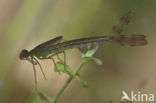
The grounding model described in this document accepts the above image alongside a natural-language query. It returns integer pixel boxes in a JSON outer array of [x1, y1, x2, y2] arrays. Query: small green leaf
[[85, 44, 98, 57], [91, 57, 103, 65], [54, 61, 72, 75], [79, 43, 99, 58], [82, 57, 103, 65]]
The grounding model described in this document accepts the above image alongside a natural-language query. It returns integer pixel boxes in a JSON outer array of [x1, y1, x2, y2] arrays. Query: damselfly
[[19, 11, 148, 90]]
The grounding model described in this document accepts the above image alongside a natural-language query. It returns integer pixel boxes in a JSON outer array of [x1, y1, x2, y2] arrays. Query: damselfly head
[[19, 49, 29, 60]]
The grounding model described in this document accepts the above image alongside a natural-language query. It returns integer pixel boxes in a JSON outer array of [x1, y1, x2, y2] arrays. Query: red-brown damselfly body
[[19, 11, 148, 90], [29, 35, 147, 58], [19, 35, 147, 89]]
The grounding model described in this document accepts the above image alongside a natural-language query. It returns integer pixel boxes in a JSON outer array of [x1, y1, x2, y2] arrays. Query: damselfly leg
[[33, 57, 47, 80], [29, 56, 47, 90], [31, 57, 38, 90]]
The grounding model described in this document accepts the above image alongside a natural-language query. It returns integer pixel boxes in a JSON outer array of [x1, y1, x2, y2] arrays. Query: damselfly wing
[[111, 11, 135, 35]]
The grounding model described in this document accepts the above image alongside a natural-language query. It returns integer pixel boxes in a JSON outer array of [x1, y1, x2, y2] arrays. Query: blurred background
[[0, 0, 156, 103]]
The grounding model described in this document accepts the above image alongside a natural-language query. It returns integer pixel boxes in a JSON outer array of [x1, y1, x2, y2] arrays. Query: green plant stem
[[51, 58, 89, 103]]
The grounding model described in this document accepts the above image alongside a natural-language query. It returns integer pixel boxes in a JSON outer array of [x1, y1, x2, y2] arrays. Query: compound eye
[[19, 49, 29, 60]]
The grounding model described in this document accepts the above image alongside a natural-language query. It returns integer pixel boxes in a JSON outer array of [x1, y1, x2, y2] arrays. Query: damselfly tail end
[[110, 35, 147, 46]]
